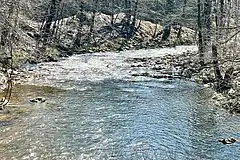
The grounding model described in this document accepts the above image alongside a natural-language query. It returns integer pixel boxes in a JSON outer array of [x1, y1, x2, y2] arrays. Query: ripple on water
[[1, 47, 240, 160], [1, 81, 240, 160]]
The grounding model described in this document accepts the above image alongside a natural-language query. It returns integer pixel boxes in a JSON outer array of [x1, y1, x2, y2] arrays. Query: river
[[1, 46, 240, 160]]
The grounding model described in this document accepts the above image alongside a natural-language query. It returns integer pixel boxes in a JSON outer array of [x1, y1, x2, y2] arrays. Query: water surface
[[1, 46, 240, 160]]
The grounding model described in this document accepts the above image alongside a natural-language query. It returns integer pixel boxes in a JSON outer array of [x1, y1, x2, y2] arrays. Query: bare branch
[[218, 30, 240, 45]]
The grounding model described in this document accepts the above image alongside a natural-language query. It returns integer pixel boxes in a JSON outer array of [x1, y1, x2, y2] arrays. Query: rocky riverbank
[[127, 49, 240, 115]]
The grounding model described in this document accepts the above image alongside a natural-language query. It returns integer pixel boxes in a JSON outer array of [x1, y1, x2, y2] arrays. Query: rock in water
[[30, 97, 46, 103], [218, 138, 236, 144]]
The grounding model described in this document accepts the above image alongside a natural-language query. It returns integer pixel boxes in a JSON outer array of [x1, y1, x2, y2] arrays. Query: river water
[[1, 46, 240, 160]]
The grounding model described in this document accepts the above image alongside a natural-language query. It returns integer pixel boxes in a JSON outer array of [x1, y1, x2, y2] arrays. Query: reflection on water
[[1, 46, 240, 159]]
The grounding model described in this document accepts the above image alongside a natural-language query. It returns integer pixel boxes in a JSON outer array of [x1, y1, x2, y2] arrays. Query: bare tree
[[0, 0, 19, 109]]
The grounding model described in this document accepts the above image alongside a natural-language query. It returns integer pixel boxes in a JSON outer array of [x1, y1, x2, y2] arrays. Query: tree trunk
[[74, 4, 87, 48], [182, 0, 187, 18], [110, 0, 115, 26], [129, 0, 138, 38], [212, 44, 222, 80], [0, 26, 8, 46], [74, 23, 83, 48], [220, 0, 224, 27], [153, 23, 158, 38], [198, 0, 205, 66], [212, 44, 223, 92], [177, 25, 182, 39], [212, 44, 234, 92], [90, 0, 99, 33], [166, 0, 174, 14], [161, 25, 171, 41], [203, 0, 212, 47], [42, 0, 57, 39], [122, 0, 132, 38], [51, 0, 62, 38], [222, 67, 234, 90], [0, 2, 15, 46]]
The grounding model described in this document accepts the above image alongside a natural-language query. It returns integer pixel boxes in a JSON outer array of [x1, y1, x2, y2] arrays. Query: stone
[[218, 138, 237, 144], [30, 97, 46, 103]]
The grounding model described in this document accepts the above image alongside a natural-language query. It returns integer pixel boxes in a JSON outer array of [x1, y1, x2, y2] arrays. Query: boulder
[[30, 97, 46, 103], [218, 138, 237, 144]]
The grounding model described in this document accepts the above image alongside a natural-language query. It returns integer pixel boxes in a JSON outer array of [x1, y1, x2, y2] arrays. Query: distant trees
[[166, 0, 175, 14], [41, 0, 56, 38], [203, 0, 212, 48], [31, 0, 202, 45], [0, 0, 19, 62], [0, 0, 238, 54], [74, 3, 87, 47], [89, 0, 99, 34], [197, 0, 212, 66], [40, 0, 63, 41], [120, 0, 139, 38], [0, 0, 239, 70], [195, 0, 240, 92]]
